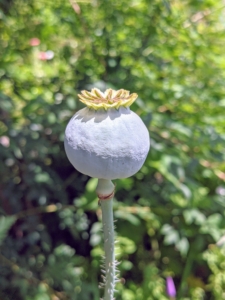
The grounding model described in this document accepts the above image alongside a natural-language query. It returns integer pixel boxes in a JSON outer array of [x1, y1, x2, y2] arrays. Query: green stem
[[177, 245, 194, 298], [101, 197, 115, 300], [96, 179, 116, 300]]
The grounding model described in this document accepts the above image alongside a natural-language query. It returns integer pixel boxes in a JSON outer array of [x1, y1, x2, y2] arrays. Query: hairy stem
[[96, 179, 115, 300], [101, 197, 115, 300]]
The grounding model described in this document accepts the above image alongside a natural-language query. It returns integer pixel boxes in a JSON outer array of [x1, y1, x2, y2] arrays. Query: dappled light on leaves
[[0, 0, 225, 299]]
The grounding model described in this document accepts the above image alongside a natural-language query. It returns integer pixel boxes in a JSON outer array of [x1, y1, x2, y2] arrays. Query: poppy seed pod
[[64, 88, 150, 180]]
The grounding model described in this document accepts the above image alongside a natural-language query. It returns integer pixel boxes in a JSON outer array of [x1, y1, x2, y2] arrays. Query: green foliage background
[[0, 0, 225, 299]]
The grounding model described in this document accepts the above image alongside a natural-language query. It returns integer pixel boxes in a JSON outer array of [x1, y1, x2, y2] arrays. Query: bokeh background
[[1, 0, 225, 299]]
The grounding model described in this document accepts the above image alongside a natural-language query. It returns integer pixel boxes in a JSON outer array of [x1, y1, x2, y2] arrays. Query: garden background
[[1, 0, 225, 299]]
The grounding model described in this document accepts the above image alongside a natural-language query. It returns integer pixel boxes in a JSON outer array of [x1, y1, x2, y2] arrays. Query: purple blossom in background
[[166, 276, 176, 298]]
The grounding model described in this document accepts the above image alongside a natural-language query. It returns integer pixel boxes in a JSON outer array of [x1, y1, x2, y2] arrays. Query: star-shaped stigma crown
[[78, 88, 138, 110]]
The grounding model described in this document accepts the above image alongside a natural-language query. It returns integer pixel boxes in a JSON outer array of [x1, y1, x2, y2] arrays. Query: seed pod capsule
[[64, 88, 150, 179]]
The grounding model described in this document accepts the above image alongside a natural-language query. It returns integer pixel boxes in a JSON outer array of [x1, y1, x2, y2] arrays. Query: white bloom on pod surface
[[64, 88, 150, 180]]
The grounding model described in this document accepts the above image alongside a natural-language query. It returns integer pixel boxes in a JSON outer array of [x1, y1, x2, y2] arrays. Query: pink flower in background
[[38, 50, 54, 61], [166, 277, 176, 298], [0, 136, 10, 147], [29, 38, 40, 46], [69, 0, 80, 14], [38, 51, 48, 60]]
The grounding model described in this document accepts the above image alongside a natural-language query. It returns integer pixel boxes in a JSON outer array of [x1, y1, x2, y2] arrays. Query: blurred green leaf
[[183, 209, 206, 225], [0, 216, 16, 245], [86, 178, 98, 193], [115, 210, 140, 226], [117, 236, 136, 255], [176, 237, 190, 257]]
